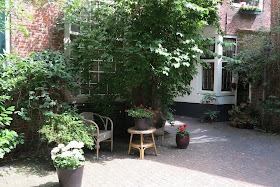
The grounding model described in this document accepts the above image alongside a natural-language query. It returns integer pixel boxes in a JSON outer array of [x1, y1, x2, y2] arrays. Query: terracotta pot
[[56, 165, 84, 187], [229, 121, 238, 127], [134, 118, 150, 130], [176, 134, 190, 149], [237, 122, 246, 129], [246, 123, 254, 129]]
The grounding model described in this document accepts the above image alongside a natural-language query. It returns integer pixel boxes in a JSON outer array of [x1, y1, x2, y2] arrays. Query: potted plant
[[125, 104, 157, 130], [229, 82, 237, 90], [51, 141, 85, 187], [228, 103, 258, 129], [239, 4, 261, 15], [176, 124, 190, 149]]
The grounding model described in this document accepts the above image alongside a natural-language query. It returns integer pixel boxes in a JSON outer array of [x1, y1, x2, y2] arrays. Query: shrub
[[39, 111, 95, 149]]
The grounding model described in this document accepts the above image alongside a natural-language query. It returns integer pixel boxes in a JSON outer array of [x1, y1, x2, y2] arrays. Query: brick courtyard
[[1, 116, 280, 186]]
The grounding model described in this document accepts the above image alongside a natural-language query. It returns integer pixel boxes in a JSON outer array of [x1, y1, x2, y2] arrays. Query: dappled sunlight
[[191, 135, 229, 144]]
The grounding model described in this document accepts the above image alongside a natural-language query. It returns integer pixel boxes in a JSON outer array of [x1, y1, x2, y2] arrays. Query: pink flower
[[155, 110, 159, 114], [149, 107, 152, 109], [154, 114, 157, 117], [154, 120, 157, 123], [140, 104, 143, 108], [125, 109, 127, 112], [147, 109, 149, 112], [133, 105, 136, 108]]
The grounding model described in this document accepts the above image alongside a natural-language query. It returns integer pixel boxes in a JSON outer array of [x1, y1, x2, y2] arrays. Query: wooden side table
[[127, 127, 158, 159]]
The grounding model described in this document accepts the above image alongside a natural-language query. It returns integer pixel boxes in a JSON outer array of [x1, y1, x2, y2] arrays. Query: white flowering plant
[[51, 141, 85, 170]]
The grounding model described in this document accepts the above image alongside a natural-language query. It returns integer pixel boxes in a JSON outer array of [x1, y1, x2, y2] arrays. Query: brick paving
[[1, 115, 280, 186]]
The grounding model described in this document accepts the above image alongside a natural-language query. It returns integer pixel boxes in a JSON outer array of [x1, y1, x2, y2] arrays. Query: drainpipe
[[225, 13, 228, 35]]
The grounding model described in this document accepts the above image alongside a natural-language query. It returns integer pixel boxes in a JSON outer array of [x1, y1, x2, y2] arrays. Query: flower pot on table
[[134, 118, 150, 130], [56, 165, 84, 187]]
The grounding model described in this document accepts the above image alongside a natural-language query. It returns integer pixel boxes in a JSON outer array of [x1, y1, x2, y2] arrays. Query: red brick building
[[1, 2, 63, 56]]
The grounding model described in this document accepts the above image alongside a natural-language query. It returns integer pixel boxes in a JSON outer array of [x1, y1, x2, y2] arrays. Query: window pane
[[202, 63, 214, 91], [223, 38, 236, 58], [90, 61, 99, 71], [201, 39, 215, 59], [90, 72, 98, 83], [221, 63, 232, 91], [71, 24, 80, 33]]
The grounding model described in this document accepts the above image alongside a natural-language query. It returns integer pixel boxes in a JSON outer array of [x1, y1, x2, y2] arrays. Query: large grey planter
[[56, 165, 84, 187]]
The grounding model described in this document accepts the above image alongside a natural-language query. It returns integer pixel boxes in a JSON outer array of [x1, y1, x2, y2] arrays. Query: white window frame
[[221, 36, 237, 93], [0, 0, 11, 54], [202, 61, 215, 91], [231, 0, 264, 11]]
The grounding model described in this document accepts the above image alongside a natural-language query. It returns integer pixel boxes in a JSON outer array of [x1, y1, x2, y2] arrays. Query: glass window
[[201, 39, 215, 59], [223, 38, 236, 58], [221, 62, 232, 91], [0, 12, 5, 54], [202, 63, 214, 91]]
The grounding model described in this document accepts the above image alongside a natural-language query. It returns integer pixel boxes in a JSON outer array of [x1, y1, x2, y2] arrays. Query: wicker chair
[[80, 112, 113, 159]]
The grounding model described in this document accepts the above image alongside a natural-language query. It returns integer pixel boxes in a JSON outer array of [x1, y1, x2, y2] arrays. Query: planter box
[[239, 9, 262, 15]]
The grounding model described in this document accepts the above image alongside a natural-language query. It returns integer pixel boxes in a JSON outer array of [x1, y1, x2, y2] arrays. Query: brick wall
[[219, 0, 271, 35], [10, 2, 63, 56]]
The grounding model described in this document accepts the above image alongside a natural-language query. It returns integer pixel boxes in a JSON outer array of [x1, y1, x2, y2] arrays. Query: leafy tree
[[63, 0, 221, 119]]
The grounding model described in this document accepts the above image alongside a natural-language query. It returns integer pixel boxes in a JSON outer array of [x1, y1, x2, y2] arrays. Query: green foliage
[[0, 129, 24, 159], [51, 141, 85, 170], [0, 51, 80, 150], [239, 5, 261, 11], [228, 103, 251, 120], [200, 93, 218, 104], [0, 95, 24, 159], [227, 31, 275, 88], [39, 112, 95, 149], [126, 105, 156, 119], [0, 96, 14, 127], [261, 95, 280, 118], [201, 110, 220, 122], [63, 0, 221, 118], [0, 50, 79, 123]]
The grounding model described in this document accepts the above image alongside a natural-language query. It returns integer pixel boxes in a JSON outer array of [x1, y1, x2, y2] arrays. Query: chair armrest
[[83, 119, 100, 135], [92, 113, 113, 131]]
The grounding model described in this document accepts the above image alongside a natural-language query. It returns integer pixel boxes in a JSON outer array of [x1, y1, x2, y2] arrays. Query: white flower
[[77, 142, 84, 149], [51, 155, 57, 160], [58, 144, 65, 149], [173, 63, 180, 68], [67, 141, 79, 149], [62, 147, 69, 152], [72, 149, 80, 154], [74, 152, 84, 159], [61, 151, 74, 158], [51, 147, 59, 154]]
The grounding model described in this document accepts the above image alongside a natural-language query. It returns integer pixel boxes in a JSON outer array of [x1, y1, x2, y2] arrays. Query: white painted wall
[[174, 26, 236, 105]]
